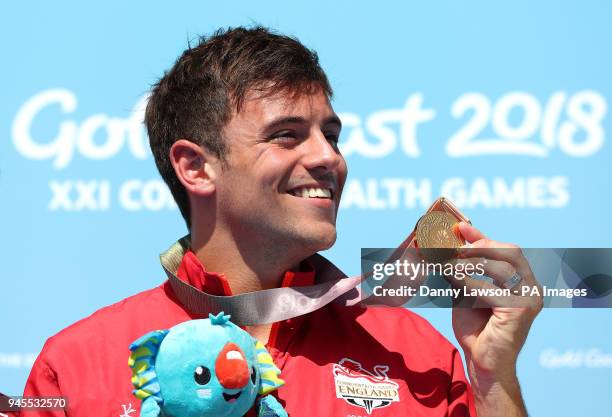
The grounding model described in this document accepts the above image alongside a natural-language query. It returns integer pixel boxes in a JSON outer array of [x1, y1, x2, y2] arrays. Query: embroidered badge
[[333, 358, 400, 414]]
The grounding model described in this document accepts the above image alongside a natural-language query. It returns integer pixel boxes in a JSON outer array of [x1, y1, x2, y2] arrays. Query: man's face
[[213, 87, 347, 257]]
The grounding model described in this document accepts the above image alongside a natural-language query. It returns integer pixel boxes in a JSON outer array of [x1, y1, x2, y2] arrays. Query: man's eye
[[272, 136, 297, 143], [269, 132, 298, 145], [325, 134, 340, 149]]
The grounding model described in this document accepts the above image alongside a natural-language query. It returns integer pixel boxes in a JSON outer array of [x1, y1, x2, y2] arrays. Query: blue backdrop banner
[[1, 2, 611, 416]]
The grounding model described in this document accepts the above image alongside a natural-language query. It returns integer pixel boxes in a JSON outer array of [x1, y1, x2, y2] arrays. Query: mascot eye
[[194, 366, 211, 385], [250, 366, 257, 384]]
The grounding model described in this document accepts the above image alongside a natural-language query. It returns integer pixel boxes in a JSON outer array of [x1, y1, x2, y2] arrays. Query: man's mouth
[[223, 391, 242, 403], [288, 187, 333, 199]]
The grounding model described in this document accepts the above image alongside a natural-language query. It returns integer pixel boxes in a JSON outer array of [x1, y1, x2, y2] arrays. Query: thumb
[[457, 222, 487, 244]]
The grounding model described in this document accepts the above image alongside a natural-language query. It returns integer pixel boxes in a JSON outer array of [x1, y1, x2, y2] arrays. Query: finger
[[458, 241, 533, 283], [447, 256, 515, 288], [457, 222, 487, 243], [460, 257, 516, 285], [446, 256, 526, 293], [440, 256, 543, 307], [454, 247, 543, 311]]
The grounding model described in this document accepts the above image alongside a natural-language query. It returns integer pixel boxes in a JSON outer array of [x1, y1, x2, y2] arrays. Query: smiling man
[[181, 90, 345, 295], [23, 27, 539, 417]]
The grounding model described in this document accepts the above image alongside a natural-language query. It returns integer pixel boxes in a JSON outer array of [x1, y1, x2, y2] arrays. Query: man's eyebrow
[[323, 115, 342, 130], [263, 115, 342, 131], [264, 116, 307, 131]]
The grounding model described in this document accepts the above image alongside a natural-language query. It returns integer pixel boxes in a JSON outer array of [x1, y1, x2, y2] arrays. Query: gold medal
[[416, 211, 465, 262]]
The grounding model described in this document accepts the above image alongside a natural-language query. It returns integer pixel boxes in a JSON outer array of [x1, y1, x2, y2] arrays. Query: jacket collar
[[160, 235, 316, 296]]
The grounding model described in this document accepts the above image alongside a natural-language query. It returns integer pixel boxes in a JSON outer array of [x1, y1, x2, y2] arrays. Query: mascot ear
[[128, 329, 169, 415], [254, 340, 285, 395]]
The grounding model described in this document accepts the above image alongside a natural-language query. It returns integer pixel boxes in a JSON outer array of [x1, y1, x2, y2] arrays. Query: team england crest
[[332, 358, 400, 414]]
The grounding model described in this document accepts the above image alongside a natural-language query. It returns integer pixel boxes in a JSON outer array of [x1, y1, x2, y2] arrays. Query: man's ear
[[170, 139, 219, 196]]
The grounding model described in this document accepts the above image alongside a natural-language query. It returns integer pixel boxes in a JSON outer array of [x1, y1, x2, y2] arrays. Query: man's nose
[[301, 132, 341, 173]]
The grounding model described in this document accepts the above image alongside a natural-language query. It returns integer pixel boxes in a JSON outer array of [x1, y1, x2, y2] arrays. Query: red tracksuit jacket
[[22, 248, 475, 417]]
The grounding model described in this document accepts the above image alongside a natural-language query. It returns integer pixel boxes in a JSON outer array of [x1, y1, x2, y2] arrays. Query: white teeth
[[289, 187, 332, 199]]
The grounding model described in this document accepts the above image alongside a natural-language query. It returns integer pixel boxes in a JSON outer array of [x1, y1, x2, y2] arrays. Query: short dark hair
[[145, 26, 333, 228]]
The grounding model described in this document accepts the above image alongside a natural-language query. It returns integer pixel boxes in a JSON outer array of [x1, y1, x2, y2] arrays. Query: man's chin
[[300, 227, 337, 253]]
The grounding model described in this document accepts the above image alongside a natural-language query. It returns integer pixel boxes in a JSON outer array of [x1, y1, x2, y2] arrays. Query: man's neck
[[190, 228, 304, 294]]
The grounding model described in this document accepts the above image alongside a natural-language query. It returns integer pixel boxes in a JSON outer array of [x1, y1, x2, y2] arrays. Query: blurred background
[[1, 1, 611, 415]]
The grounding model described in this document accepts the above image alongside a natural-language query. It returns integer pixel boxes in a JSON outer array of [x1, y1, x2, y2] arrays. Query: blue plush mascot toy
[[128, 312, 288, 417]]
